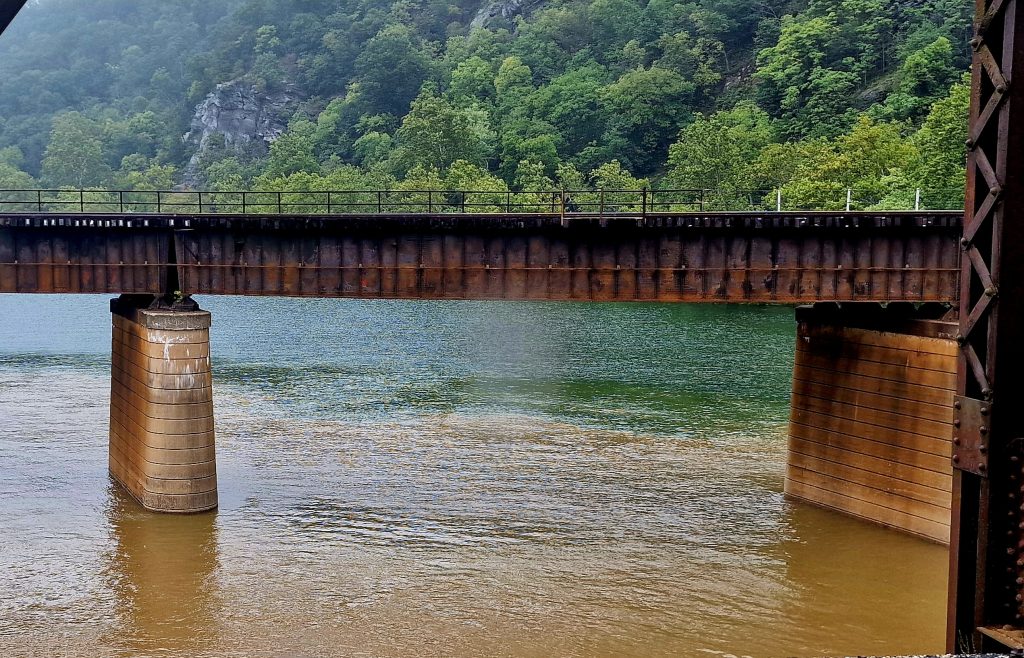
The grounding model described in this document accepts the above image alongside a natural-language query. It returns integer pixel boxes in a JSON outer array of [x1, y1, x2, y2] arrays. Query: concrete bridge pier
[[785, 302, 957, 544], [108, 294, 217, 513]]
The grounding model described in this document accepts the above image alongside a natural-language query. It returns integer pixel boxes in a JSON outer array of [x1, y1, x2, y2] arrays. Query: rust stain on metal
[[0, 211, 963, 302], [952, 395, 991, 477]]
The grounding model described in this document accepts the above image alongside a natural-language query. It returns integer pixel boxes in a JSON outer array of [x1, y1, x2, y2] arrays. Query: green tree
[[665, 103, 774, 197], [41, 113, 112, 188], [117, 154, 176, 190], [390, 91, 495, 173], [780, 115, 918, 209], [448, 56, 496, 103], [0, 147, 36, 191], [258, 118, 319, 182], [898, 76, 969, 209], [600, 67, 694, 173], [354, 25, 432, 116]]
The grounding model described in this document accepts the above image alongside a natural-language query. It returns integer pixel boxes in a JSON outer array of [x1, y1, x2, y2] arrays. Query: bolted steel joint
[[971, 36, 982, 50]]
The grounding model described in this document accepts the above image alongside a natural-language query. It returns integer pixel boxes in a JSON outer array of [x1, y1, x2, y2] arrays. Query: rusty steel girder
[[0, 211, 961, 302], [948, 0, 1024, 653]]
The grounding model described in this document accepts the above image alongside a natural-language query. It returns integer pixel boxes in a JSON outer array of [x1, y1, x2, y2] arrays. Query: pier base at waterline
[[108, 294, 217, 513], [785, 303, 957, 544]]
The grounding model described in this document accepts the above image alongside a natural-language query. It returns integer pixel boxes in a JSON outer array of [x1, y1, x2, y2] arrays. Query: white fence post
[[846, 188, 852, 212], [915, 188, 921, 210], [776, 189, 782, 212]]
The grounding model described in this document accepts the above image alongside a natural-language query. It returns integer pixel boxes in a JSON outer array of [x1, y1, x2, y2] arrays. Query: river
[[0, 295, 947, 657]]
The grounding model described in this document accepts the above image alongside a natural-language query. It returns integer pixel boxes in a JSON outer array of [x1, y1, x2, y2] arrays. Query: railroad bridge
[[0, 196, 988, 647], [1, 199, 966, 529], [3, 0, 1024, 652]]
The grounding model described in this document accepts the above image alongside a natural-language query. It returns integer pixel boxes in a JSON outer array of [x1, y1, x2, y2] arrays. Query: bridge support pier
[[785, 303, 956, 544], [108, 294, 217, 513]]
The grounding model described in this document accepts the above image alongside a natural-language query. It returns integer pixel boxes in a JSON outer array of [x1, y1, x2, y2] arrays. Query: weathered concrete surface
[[108, 295, 217, 512]]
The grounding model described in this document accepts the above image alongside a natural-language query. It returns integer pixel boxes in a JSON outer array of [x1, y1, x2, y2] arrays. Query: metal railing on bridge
[[0, 188, 965, 216]]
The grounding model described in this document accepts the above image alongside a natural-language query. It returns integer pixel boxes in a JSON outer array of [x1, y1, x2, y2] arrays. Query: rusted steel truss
[[0, 211, 960, 302], [948, 0, 1024, 653]]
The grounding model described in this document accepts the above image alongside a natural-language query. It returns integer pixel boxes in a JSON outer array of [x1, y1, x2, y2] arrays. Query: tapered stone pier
[[108, 294, 217, 513]]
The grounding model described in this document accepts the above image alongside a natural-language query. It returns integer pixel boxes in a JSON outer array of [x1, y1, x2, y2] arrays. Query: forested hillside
[[0, 0, 973, 209]]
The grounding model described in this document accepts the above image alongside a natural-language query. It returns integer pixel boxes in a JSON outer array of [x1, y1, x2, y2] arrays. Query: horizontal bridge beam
[[0, 211, 963, 303]]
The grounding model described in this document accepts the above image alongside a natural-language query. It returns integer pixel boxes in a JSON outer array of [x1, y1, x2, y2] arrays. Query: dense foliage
[[0, 0, 972, 209]]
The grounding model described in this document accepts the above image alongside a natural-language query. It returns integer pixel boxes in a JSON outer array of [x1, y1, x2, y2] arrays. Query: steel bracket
[[953, 395, 991, 477]]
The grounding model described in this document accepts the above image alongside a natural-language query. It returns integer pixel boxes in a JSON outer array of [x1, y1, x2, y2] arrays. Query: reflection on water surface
[[0, 295, 946, 657]]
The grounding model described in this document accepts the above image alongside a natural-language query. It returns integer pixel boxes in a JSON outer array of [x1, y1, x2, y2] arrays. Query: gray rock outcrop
[[182, 80, 301, 185], [470, 0, 547, 29]]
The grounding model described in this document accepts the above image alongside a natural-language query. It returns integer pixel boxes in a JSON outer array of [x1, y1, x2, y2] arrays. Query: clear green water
[[0, 295, 947, 657]]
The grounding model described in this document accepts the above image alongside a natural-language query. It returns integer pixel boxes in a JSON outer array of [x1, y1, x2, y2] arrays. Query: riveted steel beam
[[0, 211, 961, 302]]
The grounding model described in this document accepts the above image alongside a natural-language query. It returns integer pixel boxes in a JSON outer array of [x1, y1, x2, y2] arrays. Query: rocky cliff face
[[182, 80, 301, 184], [470, 0, 547, 28]]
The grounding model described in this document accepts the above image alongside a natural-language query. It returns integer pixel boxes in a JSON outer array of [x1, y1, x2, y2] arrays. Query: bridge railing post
[[242, 191, 247, 214], [156, 190, 161, 214], [198, 191, 203, 214], [641, 188, 648, 218], [36, 189, 42, 213], [79, 189, 84, 213], [277, 191, 282, 215]]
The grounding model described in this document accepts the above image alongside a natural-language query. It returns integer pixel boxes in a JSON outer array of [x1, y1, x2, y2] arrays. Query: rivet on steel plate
[[985, 286, 999, 297]]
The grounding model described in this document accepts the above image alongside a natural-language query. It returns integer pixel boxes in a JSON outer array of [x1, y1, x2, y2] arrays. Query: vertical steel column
[[949, 0, 1024, 652]]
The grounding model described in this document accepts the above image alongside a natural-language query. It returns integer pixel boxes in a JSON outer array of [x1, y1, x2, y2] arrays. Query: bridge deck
[[0, 211, 962, 303]]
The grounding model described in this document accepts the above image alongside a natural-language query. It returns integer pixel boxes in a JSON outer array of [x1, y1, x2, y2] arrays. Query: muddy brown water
[[0, 295, 947, 657]]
